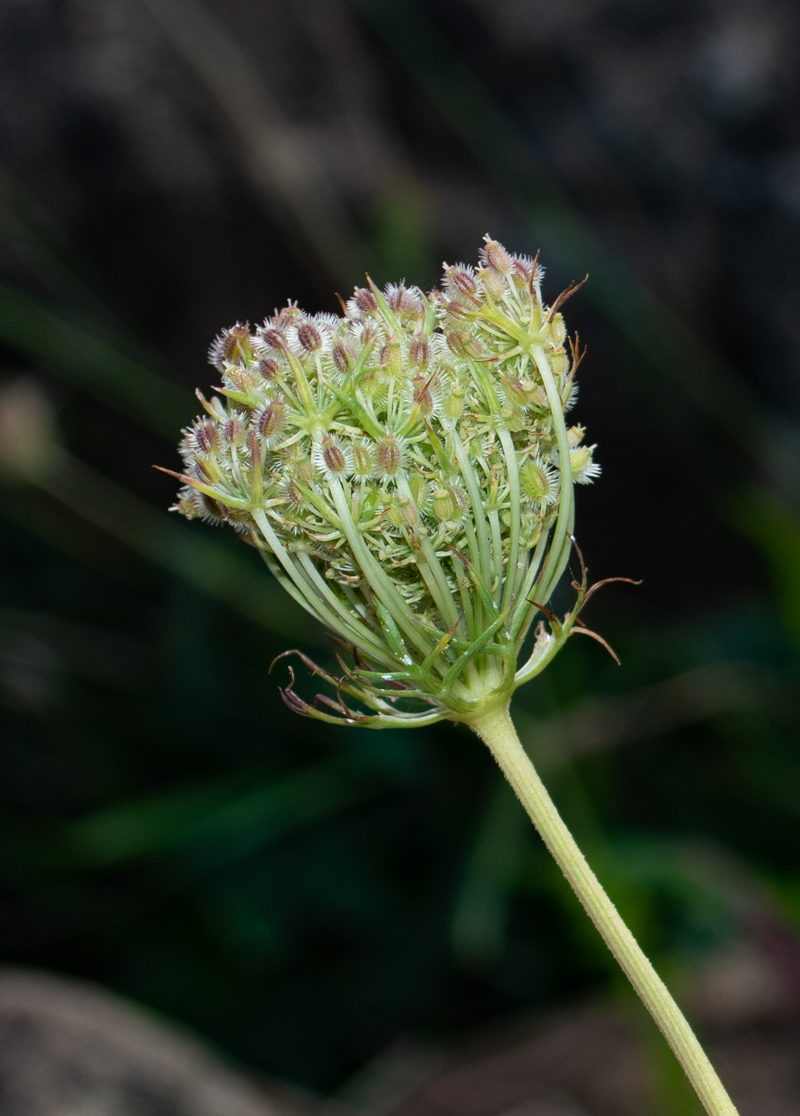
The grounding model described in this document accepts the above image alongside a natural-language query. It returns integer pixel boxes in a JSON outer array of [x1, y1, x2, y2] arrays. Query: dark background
[[1, 0, 800, 1104]]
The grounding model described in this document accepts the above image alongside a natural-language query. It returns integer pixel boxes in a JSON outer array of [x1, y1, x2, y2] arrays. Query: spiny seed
[[258, 358, 279, 380], [478, 267, 505, 296], [376, 436, 402, 476], [409, 337, 429, 367], [380, 342, 402, 376], [397, 497, 418, 527], [570, 446, 594, 474], [258, 400, 287, 439], [503, 377, 528, 404], [446, 329, 481, 356], [433, 488, 454, 520], [223, 417, 245, 444], [388, 286, 407, 312], [412, 377, 434, 416], [354, 288, 378, 314], [221, 324, 250, 363], [512, 260, 532, 284], [202, 494, 225, 519], [408, 475, 427, 506], [448, 268, 478, 299], [387, 498, 417, 529], [444, 387, 465, 421], [221, 334, 239, 362], [331, 342, 350, 372], [194, 419, 219, 454], [194, 459, 214, 483], [484, 240, 512, 273], [296, 459, 314, 484], [549, 314, 567, 345], [520, 460, 551, 501], [262, 328, 287, 350], [285, 480, 303, 507], [353, 442, 374, 475], [550, 348, 569, 376], [228, 369, 256, 392], [297, 323, 322, 352], [322, 440, 347, 475]]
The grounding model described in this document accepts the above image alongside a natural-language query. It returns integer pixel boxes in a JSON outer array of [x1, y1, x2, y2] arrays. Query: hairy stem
[[469, 702, 739, 1116]]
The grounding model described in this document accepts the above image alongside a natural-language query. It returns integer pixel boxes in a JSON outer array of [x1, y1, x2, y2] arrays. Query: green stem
[[469, 702, 740, 1116]]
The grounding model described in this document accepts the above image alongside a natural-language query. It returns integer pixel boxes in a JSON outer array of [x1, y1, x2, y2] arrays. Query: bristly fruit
[[163, 237, 607, 727]]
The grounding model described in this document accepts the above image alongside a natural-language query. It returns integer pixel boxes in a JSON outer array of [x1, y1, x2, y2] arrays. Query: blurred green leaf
[[63, 758, 367, 868], [731, 485, 800, 645], [0, 284, 190, 437]]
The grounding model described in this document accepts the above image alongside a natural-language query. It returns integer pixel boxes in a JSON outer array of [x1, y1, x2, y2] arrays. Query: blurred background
[[1, 0, 800, 1113]]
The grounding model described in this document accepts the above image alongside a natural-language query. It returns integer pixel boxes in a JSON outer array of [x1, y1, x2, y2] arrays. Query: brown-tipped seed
[[379, 340, 402, 378], [284, 479, 303, 507], [446, 267, 478, 301], [193, 459, 215, 484], [446, 330, 482, 357], [297, 323, 322, 352], [193, 418, 220, 455], [483, 239, 512, 274], [398, 496, 418, 527], [258, 358, 279, 380], [376, 434, 402, 476], [511, 259, 533, 285], [202, 494, 227, 521], [220, 323, 251, 365], [477, 267, 505, 297], [331, 341, 350, 373], [412, 376, 435, 416], [321, 439, 348, 476], [223, 417, 245, 445], [354, 288, 378, 314], [387, 285, 407, 312], [409, 336, 429, 368], [257, 400, 287, 440], [262, 328, 288, 351]]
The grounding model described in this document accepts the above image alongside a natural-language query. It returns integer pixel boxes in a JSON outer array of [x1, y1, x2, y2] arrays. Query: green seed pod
[[408, 474, 427, 509], [352, 440, 375, 477], [549, 347, 570, 377], [433, 487, 455, 521], [444, 385, 465, 421], [549, 313, 567, 346], [520, 459, 554, 502]]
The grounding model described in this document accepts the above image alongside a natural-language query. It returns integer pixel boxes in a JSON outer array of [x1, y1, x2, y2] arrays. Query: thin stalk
[[470, 702, 740, 1116]]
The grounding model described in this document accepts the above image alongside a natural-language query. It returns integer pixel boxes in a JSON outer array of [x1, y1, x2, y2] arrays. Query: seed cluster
[[170, 238, 599, 723]]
